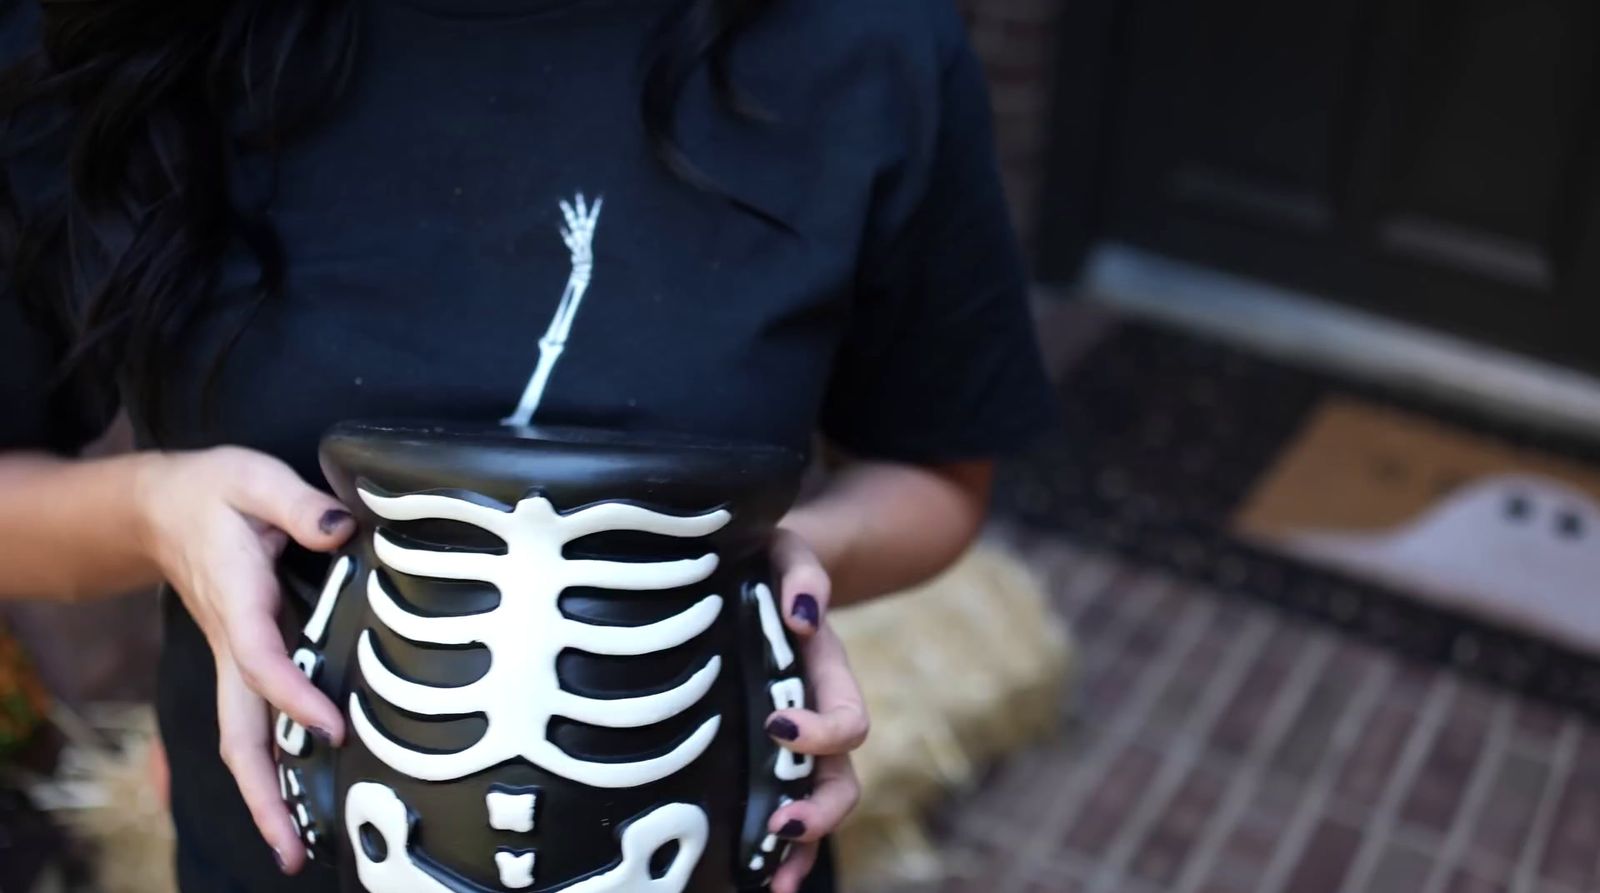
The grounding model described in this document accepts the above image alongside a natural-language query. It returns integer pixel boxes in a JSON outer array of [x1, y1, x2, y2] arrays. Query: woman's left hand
[[762, 528, 871, 893]]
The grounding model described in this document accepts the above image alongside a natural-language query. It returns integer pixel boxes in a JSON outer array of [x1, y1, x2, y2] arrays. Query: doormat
[[995, 320, 1600, 715], [1235, 398, 1600, 656]]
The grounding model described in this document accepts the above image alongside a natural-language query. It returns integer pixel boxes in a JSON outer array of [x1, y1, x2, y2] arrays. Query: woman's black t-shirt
[[2, 0, 1055, 889]]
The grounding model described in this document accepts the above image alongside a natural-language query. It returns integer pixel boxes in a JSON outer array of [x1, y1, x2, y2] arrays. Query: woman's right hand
[[133, 446, 356, 874]]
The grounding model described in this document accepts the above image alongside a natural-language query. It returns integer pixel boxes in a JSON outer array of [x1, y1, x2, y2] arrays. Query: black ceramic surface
[[275, 422, 812, 893]]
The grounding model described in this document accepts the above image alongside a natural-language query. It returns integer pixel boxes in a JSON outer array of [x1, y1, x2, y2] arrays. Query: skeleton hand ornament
[[275, 423, 812, 892]]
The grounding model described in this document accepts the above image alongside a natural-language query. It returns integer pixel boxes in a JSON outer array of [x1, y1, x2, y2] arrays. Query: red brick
[[1061, 743, 1163, 855], [1041, 551, 1121, 618], [1452, 681, 1504, 722], [1398, 691, 1493, 834], [960, 0, 1057, 242], [1446, 869, 1508, 893], [958, 746, 1086, 831], [1367, 841, 1433, 893], [1206, 626, 1307, 757], [1333, 697, 1424, 815], [1201, 795, 1293, 890], [1071, 578, 1127, 639], [1390, 661, 1442, 705], [1018, 867, 1085, 893], [931, 830, 1030, 886], [910, 546, 1598, 893], [1105, 575, 1178, 633], [1268, 666, 1364, 782], [1461, 749, 1550, 879], [1144, 611, 1233, 731], [1127, 762, 1229, 886], [1084, 640, 1160, 710], [1511, 698, 1566, 742], [1328, 635, 1389, 669], [1083, 597, 1192, 709], [1536, 773, 1600, 889], [1280, 816, 1364, 893], [1574, 720, 1600, 782], [1115, 588, 1186, 660], [939, 873, 1011, 893]]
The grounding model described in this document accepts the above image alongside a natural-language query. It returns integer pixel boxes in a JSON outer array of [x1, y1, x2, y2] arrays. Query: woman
[[0, 0, 1055, 891]]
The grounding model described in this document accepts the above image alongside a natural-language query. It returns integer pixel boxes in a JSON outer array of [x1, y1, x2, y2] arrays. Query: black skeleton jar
[[274, 422, 813, 893]]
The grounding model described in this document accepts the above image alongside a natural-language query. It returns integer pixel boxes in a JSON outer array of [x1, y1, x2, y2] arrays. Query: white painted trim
[[1080, 243, 1600, 439]]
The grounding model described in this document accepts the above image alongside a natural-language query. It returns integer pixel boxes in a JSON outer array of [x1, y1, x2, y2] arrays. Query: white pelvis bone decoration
[[351, 489, 731, 787], [346, 782, 707, 893]]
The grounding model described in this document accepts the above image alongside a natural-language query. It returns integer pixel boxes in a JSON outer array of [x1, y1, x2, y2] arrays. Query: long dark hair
[[0, 0, 772, 437]]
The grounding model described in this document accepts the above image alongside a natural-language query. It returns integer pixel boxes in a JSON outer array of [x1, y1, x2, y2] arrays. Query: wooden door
[[1075, 0, 1600, 373]]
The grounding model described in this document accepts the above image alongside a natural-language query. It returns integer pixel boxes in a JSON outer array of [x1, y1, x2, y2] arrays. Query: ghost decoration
[[1284, 472, 1600, 654]]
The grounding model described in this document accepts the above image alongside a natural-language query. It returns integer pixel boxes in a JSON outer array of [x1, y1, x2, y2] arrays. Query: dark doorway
[[1043, 0, 1600, 375]]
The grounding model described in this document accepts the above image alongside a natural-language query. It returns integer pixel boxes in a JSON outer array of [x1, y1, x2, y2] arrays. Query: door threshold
[[1073, 243, 1600, 441]]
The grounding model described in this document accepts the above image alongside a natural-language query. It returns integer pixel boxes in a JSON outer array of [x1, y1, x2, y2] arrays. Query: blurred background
[[6, 0, 1600, 891]]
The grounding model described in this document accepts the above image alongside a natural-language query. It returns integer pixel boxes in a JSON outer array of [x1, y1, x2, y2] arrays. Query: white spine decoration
[[752, 583, 795, 672], [495, 851, 536, 890], [486, 789, 538, 833], [346, 783, 707, 893], [747, 797, 797, 874], [274, 648, 320, 757], [503, 192, 604, 428], [304, 556, 354, 645], [274, 558, 350, 760], [769, 678, 814, 781], [350, 488, 732, 787]]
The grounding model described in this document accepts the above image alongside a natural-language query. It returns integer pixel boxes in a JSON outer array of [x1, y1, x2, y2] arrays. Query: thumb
[[221, 449, 355, 552]]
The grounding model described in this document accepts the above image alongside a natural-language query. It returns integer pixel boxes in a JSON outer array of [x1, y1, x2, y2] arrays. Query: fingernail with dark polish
[[319, 509, 353, 535], [311, 726, 336, 746], [778, 819, 806, 839], [791, 593, 820, 628], [273, 849, 288, 872], [766, 716, 800, 741]]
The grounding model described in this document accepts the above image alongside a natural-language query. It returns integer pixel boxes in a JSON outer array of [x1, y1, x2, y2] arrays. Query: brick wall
[[958, 0, 1065, 246], [892, 539, 1600, 893]]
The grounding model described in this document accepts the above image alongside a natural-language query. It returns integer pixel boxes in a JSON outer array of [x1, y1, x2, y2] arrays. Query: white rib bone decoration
[[346, 782, 707, 893], [351, 488, 732, 786], [503, 192, 603, 428]]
